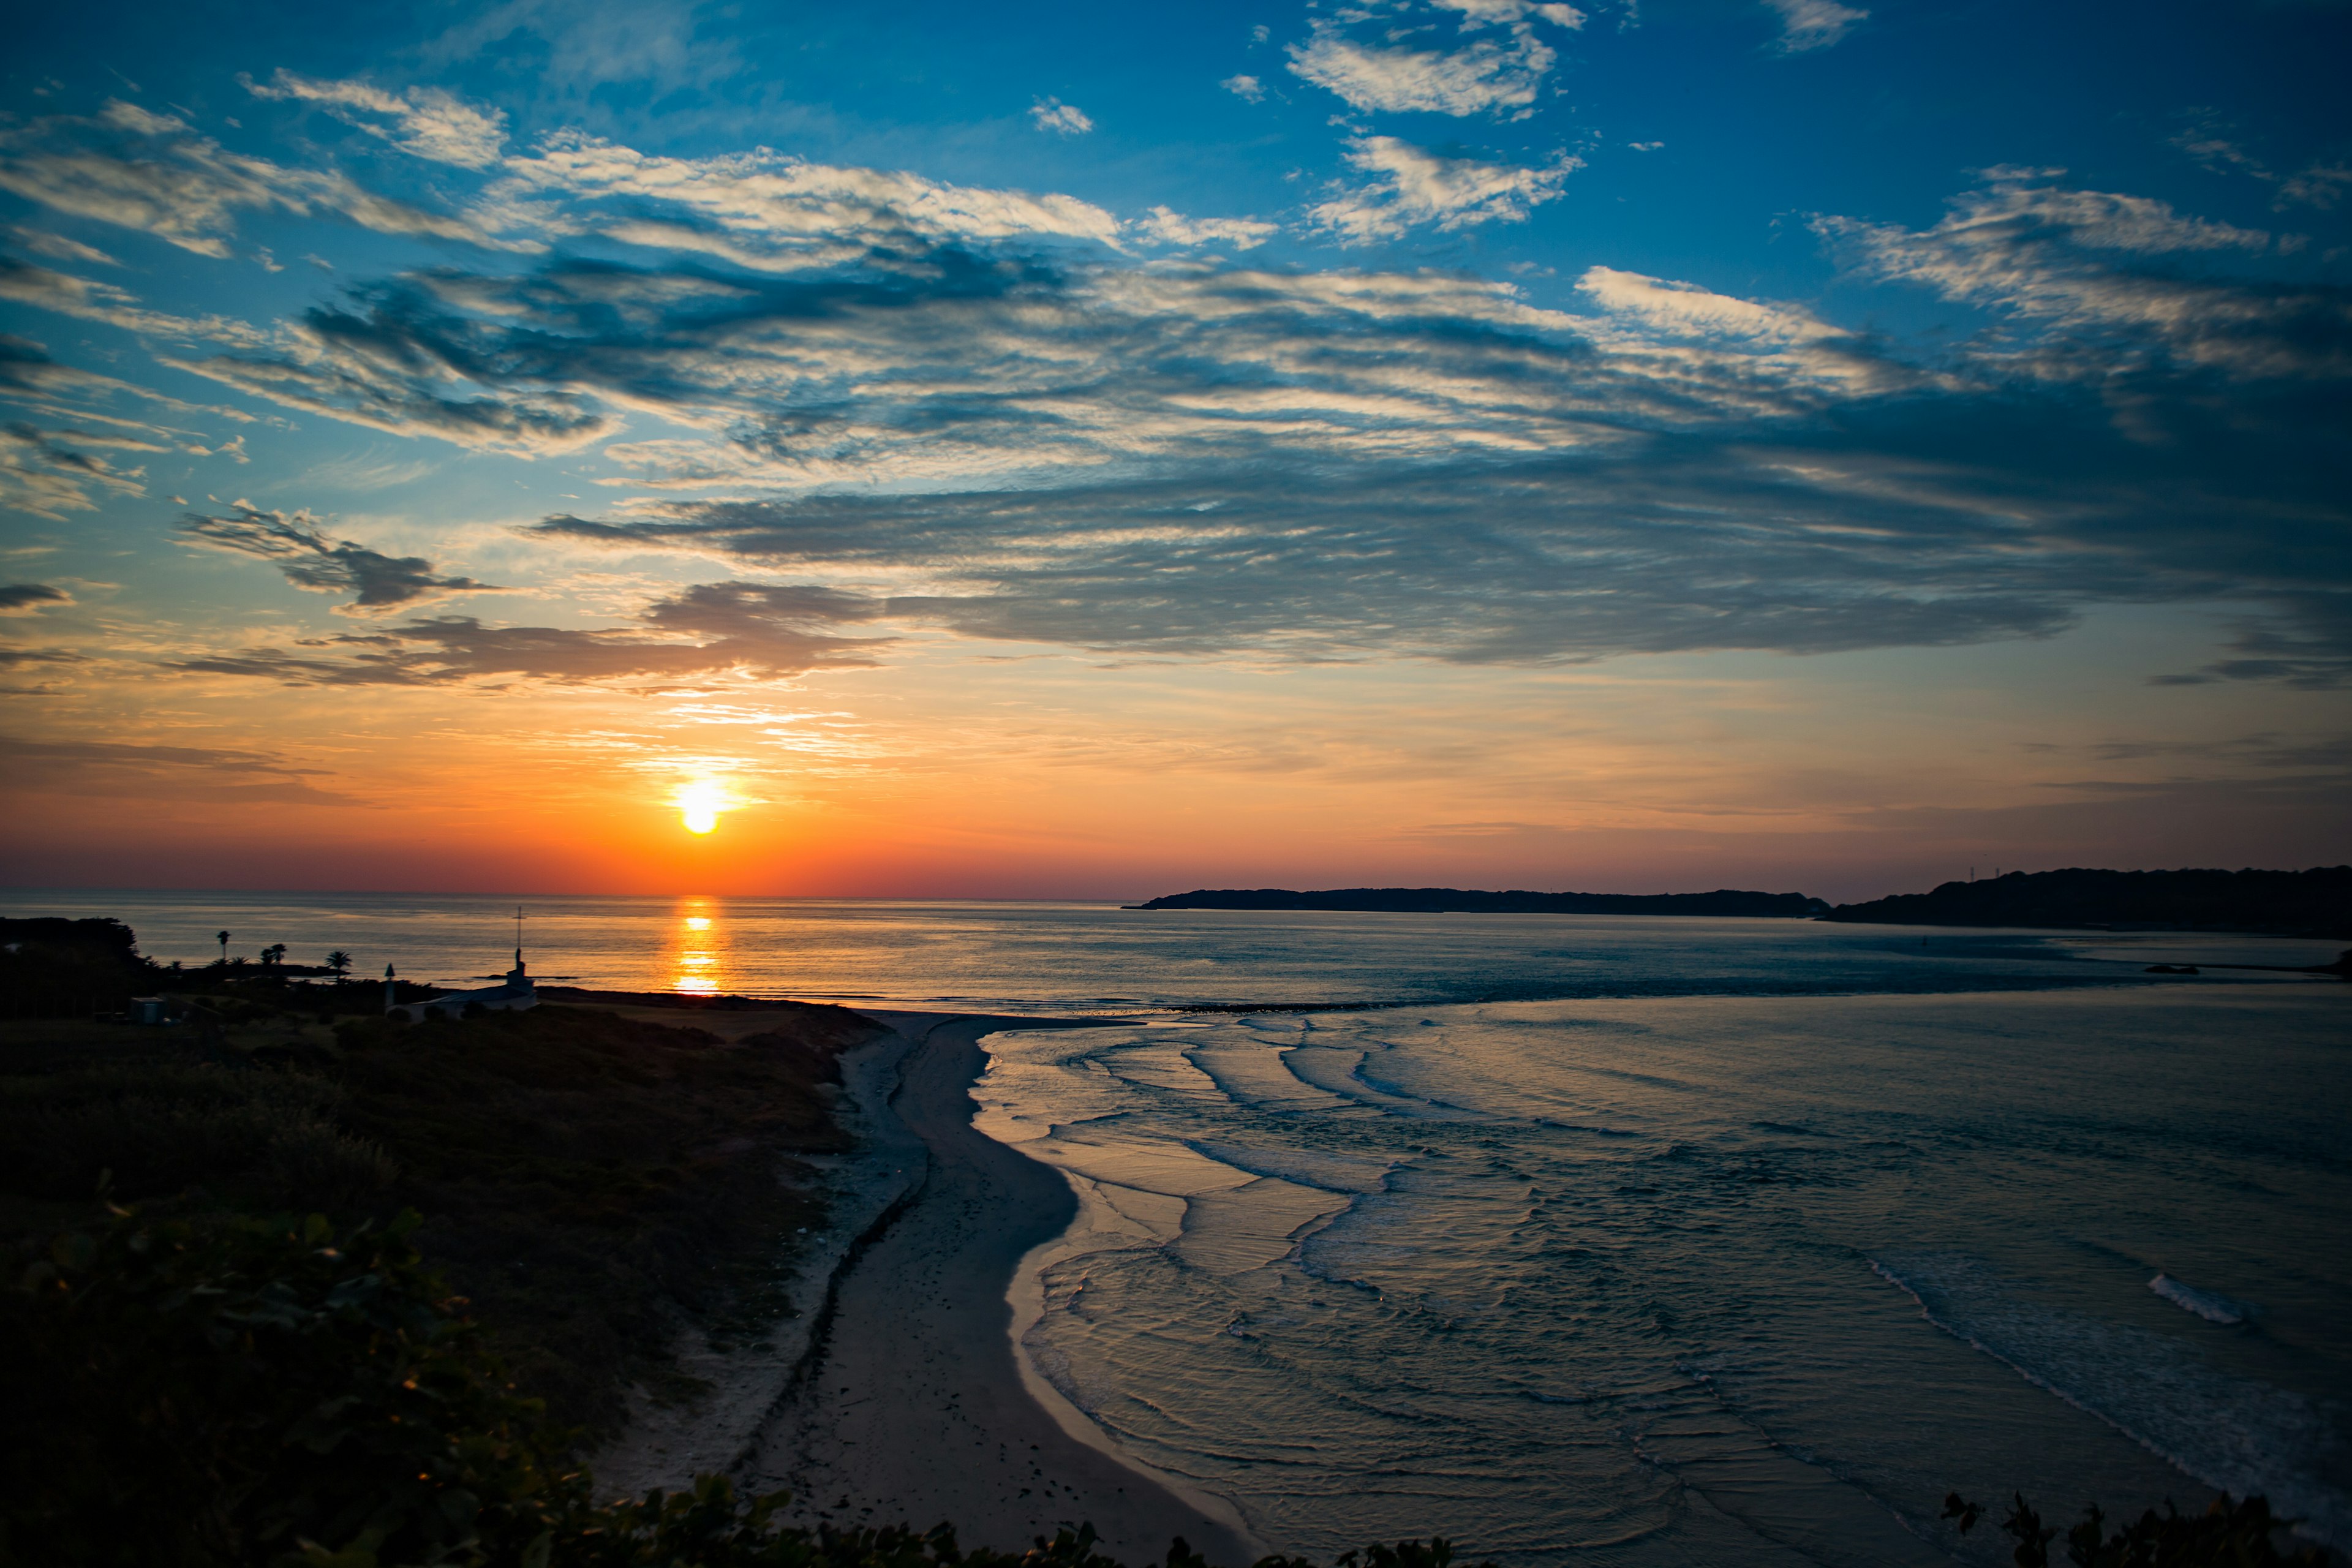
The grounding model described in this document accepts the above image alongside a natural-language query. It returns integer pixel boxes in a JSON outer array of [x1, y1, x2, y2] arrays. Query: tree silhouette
[[325, 950, 353, 980], [261, 943, 287, 969], [216, 930, 230, 963]]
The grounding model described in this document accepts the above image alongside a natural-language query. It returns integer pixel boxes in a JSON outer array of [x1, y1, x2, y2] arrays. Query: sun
[[674, 778, 730, 835]]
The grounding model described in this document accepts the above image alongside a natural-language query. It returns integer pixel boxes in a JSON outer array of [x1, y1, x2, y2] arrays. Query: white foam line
[[2150, 1273, 2248, 1325], [1867, 1259, 2335, 1545]]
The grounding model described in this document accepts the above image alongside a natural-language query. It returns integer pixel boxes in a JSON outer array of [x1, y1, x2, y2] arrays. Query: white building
[[387, 948, 537, 1022]]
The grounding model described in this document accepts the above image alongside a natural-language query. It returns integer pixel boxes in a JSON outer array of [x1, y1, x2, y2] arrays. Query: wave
[[1871, 1251, 2348, 1550], [1183, 1139, 1395, 1194], [1279, 1045, 1466, 1120], [2149, 1273, 2253, 1325]]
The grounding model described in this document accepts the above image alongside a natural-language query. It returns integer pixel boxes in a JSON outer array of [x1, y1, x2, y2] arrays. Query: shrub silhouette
[[1943, 1490, 2331, 1566]]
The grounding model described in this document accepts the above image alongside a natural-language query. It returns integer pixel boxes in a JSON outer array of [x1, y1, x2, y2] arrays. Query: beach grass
[[0, 986, 883, 1434]]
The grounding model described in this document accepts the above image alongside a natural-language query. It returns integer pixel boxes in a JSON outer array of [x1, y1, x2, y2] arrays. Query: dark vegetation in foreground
[[0, 914, 881, 1433], [4, 1207, 2332, 1567], [1942, 1491, 2329, 1567], [1824, 865, 2352, 940]]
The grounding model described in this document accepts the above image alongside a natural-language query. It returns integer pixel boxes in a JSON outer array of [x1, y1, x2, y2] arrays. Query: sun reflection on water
[[666, 899, 726, 994]]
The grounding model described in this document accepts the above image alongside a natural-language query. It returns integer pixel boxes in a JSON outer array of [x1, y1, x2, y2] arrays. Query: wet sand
[[742, 1011, 1258, 1565]]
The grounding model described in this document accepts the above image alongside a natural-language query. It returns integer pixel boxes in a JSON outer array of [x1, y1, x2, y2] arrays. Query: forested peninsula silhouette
[[1821, 866, 2352, 939], [1131, 867, 2352, 940], [1126, 888, 1830, 916]]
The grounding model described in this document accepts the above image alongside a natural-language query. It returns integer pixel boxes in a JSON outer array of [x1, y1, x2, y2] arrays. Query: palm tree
[[261, 943, 287, 968], [216, 930, 230, 964], [325, 950, 353, 981]]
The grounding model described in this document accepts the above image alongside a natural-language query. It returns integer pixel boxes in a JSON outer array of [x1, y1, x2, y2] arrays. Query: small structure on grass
[[386, 938, 538, 1023]]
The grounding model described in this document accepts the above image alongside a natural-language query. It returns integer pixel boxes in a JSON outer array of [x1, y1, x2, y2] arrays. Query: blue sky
[[1, 0, 2347, 897]]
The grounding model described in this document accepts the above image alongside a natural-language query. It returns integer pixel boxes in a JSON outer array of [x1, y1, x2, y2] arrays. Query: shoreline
[[737, 1010, 1259, 1564], [589, 1011, 925, 1496]]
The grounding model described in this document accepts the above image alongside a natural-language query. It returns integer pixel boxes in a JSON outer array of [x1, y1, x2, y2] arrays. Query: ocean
[[8, 890, 2348, 1563]]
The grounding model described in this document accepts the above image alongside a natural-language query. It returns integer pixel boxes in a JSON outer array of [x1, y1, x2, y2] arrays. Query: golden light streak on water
[[666, 896, 726, 993]]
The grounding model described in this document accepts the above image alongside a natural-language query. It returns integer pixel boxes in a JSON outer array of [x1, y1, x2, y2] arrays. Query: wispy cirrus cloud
[[1763, 0, 1867, 53], [0, 582, 73, 614], [0, 255, 273, 347], [167, 238, 1953, 494], [242, 69, 510, 169], [173, 579, 889, 687], [1815, 173, 2352, 383], [0, 100, 524, 257], [1311, 136, 1577, 241], [484, 130, 1123, 270], [2, 417, 154, 517], [175, 502, 505, 612], [524, 391, 2352, 684], [0, 735, 347, 802], [9, 227, 118, 266], [2170, 114, 2352, 213], [1133, 206, 1280, 249]]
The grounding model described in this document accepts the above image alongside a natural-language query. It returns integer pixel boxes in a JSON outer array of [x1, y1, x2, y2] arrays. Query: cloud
[[1, 418, 154, 518], [161, 323, 613, 456], [172, 249, 1704, 479], [484, 131, 1121, 270], [0, 735, 360, 802], [1576, 266, 1839, 342], [1567, 265, 1926, 399], [1311, 136, 1577, 241], [0, 101, 521, 257], [519, 446, 2113, 666], [82, 127, 2338, 690], [10, 227, 119, 266], [0, 582, 72, 615], [1433, 0, 1585, 24], [0, 255, 272, 347], [1816, 175, 2352, 386], [0, 646, 84, 669], [1286, 8, 1561, 116], [413, 0, 760, 126], [243, 70, 509, 169], [522, 349, 2352, 674], [2169, 115, 2352, 213], [1133, 206, 1280, 249], [1764, 0, 1866, 53], [1030, 98, 1095, 136], [1221, 74, 1266, 103], [173, 579, 889, 686], [2275, 163, 2352, 212], [175, 503, 504, 612], [2152, 595, 2352, 689]]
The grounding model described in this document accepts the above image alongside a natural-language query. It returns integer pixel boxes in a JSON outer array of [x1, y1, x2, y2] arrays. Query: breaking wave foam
[[1872, 1252, 2348, 1550]]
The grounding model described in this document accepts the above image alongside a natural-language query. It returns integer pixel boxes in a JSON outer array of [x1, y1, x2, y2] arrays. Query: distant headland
[[1125, 887, 1831, 916], [1821, 865, 2352, 939], [1129, 866, 2352, 938]]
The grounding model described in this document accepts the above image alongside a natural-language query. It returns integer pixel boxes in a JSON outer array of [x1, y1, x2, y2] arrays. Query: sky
[[1, 0, 2347, 902]]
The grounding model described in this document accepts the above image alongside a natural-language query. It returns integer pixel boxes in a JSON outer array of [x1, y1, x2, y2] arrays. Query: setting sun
[[674, 780, 731, 835]]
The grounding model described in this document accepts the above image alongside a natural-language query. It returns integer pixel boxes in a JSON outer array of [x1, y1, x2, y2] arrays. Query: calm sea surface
[[7, 891, 2348, 1563]]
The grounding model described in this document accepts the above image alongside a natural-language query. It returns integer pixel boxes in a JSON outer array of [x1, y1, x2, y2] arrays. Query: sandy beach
[[740, 1011, 1259, 1566]]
